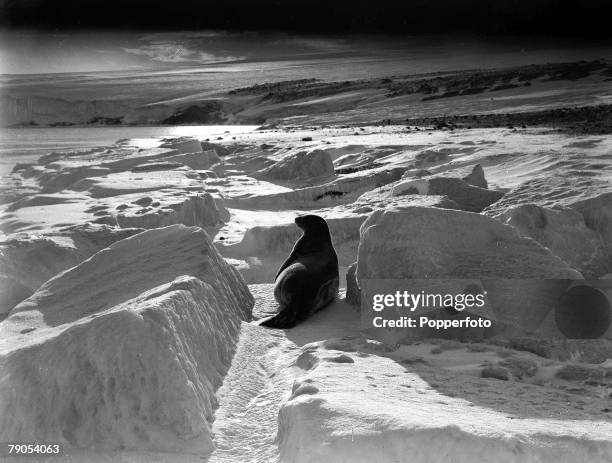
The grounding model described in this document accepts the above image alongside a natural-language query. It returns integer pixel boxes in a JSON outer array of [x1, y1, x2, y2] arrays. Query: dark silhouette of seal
[[260, 215, 339, 329]]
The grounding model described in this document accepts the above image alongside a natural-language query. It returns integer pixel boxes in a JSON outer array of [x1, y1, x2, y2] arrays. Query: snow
[[212, 289, 612, 463], [496, 204, 611, 278], [0, 225, 142, 314], [400, 177, 503, 212], [357, 207, 582, 280], [255, 149, 334, 180], [147, 149, 220, 171], [355, 207, 582, 338], [277, 341, 612, 463], [0, 225, 253, 453], [1, 125, 612, 461]]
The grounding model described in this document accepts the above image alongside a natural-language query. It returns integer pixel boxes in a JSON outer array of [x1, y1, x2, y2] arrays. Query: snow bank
[[392, 177, 503, 212], [484, 176, 612, 234], [462, 163, 488, 188], [200, 141, 231, 157], [401, 163, 489, 189], [39, 166, 112, 193], [357, 207, 581, 281], [0, 236, 80, 314], [571, 191, 612, 252], [159, 137, 204, 154], [28, 138, 211, 194], [485, 176, 612, 277], [356, 207, 581, 334], [160, 149, 220, 170], [232, 167, 405, 208], [276, 343, 612, 463], [496, 204, 611, 278], [0, 225, 253, 453], [0, 225, 142, 315], [0, 276, 30, 318], [114, 193, 230, 230], [255, 149, 334, 180], [355, 181, 459, 210], [70, 168, 203, 198]]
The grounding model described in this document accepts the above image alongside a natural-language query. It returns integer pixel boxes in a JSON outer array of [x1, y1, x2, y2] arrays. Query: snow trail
[[207, 323, 296, 463], [206, 288, 359, 463]]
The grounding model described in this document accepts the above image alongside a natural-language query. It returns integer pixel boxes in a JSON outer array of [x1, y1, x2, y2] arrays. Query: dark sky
[[1, 0, 611, 37]]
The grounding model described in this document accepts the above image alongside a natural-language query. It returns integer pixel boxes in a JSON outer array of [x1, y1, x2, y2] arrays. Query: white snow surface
[[0, 225, 253, 454], [277, 342, 612, 463], [1, 127, 612, 462]]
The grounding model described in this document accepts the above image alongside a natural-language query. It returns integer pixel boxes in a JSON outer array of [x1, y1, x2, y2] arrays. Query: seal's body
[[260, 215, 339, 329]]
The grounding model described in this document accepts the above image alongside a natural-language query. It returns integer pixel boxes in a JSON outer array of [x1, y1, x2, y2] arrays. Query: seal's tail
[[259, 301, 305, 329]]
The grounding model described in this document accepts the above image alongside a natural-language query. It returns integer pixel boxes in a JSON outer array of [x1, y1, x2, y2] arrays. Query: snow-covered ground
[[1, 115, 612, 461]]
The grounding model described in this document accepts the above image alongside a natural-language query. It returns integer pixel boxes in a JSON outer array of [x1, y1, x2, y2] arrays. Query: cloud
[[122, 41, 242, 64]]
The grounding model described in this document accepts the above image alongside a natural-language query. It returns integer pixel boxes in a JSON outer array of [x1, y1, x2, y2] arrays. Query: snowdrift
[[255, 149, 334, 180], [0, 225, 253, 454], [485, 176, 612, 278], [356, 207, 582, 336], [277, 344, 612, 463], [0, 225, 142, 315]]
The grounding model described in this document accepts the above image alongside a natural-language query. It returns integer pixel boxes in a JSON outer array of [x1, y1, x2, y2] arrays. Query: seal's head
[[295, 214, 330, 237]]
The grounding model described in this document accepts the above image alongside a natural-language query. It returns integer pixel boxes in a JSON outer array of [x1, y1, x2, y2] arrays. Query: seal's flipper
[[259, 300, 306, 329]]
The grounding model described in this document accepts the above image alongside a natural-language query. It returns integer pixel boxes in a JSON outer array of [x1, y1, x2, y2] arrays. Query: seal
[[260, 215, 339, 329]]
